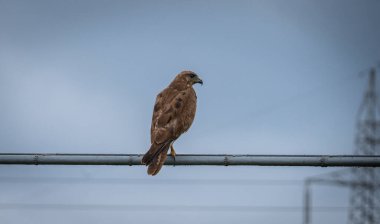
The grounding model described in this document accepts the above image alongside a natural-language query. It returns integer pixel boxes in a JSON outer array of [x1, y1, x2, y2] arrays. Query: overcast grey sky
[[0, 0, 380, 223]]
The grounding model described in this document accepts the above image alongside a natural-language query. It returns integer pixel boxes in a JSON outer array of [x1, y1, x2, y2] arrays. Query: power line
[[0, 176, 303, 185], [0, 153, 379, 167], [0, 203, 372, 213]]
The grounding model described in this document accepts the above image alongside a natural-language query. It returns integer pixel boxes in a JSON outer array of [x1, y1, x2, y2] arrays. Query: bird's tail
[[141, 141, 171, 176]]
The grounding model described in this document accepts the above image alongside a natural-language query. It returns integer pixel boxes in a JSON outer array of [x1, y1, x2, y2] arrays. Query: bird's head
[[176, 71, 203, 86]]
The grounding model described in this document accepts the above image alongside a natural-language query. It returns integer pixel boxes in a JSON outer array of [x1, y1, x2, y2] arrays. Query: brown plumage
[[141, 71, 203, 175]]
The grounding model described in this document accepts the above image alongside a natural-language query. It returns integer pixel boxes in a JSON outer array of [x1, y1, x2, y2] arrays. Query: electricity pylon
[[303, 68, 380, 224], [348, 68, 380, 224]]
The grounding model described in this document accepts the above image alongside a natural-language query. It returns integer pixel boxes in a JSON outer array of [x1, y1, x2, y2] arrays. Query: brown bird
[[142, 71, 203, 175]]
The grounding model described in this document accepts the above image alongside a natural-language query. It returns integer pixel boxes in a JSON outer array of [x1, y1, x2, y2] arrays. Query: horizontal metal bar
[[0, 153, 380, 167]]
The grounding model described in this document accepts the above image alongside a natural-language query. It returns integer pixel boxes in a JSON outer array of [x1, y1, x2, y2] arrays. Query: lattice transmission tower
[[348, 68, 380, 224]]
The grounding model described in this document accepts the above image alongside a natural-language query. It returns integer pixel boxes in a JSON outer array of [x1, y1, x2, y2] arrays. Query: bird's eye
[[189, 74, 196, 78]]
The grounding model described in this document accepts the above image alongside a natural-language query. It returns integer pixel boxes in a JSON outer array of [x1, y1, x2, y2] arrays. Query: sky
[[0, 0, 380, 223]]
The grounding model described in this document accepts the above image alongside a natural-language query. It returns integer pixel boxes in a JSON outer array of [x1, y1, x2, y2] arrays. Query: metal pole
[[304, 180, 311, 224], [0, 154, 380, 166]]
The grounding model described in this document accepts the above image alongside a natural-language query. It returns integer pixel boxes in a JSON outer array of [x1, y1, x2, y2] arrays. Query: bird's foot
[[170, 144, 176, 167]]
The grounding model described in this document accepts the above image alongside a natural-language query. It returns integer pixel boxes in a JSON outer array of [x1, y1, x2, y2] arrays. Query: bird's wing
[[142, 87, 194, 175], [151, 87, 191, 144]]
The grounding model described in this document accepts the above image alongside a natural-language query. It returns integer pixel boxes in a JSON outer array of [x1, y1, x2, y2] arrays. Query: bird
[[142, 71, 203, 175]]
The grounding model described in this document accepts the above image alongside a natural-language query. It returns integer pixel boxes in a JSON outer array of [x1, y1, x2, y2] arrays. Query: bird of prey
[[142, 71, 203, 175]]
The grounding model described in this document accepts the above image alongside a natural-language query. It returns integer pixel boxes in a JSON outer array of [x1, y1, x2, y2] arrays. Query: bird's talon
[[170, 144, 176, 167]]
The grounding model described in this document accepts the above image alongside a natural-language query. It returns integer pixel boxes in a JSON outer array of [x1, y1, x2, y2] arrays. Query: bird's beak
[[194, 76, 203, 85]]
